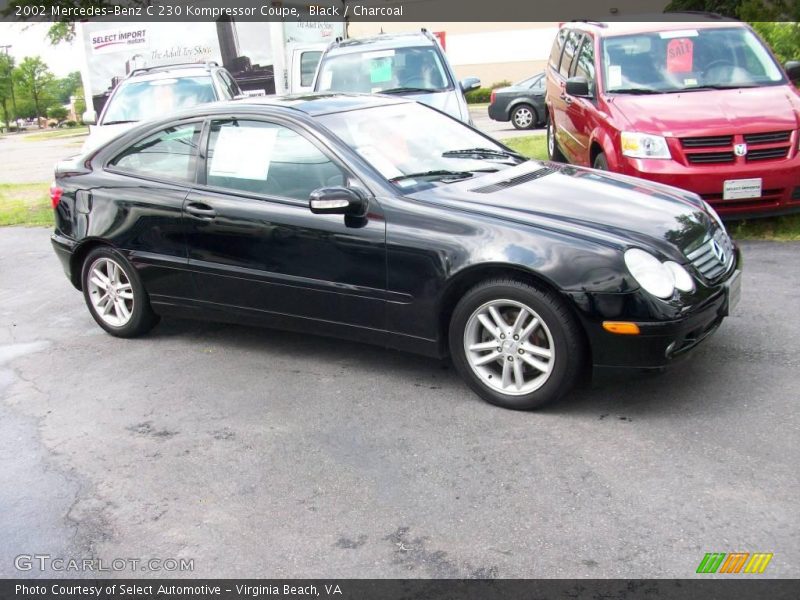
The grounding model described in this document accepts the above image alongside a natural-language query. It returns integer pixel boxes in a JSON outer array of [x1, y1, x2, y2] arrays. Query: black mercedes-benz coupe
[[50, 94, 741, 410]]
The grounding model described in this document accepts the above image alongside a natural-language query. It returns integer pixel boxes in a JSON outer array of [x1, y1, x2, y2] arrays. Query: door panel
[[185, 118, 387, 329]]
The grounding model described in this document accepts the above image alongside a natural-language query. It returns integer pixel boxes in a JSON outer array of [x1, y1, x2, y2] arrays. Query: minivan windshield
[[102, 76, 216, 124], [316, 46, 451, 94], [601, 27, 785, 93], [318, 103, 525, 190]]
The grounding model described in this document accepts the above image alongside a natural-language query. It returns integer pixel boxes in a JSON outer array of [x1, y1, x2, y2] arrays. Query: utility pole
[[0, 45, 19, 130]]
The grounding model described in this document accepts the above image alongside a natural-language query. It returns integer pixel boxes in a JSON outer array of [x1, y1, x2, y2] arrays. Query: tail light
[[490, 90, 496, 104], [50, 182, 63, 209]]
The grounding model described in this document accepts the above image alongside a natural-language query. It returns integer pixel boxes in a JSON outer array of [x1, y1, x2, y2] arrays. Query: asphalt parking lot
[[1, 226, 797, 578]]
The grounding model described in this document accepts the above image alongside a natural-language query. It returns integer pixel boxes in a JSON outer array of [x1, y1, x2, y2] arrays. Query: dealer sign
[[91, 26, 149, 55]]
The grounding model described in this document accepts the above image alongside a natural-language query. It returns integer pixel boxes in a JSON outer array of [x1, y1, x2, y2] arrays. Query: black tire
[[448, 278, 584, 410], [593, 152, 609, 170], [546, 118, 566, 162], [510, 104, 536, 130], [81, 246, 159, 338]]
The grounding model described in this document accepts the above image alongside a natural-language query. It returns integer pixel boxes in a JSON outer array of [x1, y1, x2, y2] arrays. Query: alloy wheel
[[86, 257, 135, 327]]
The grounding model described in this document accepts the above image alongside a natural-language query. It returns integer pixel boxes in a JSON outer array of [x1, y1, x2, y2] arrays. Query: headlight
[[624, 248, 696, 299], [621, 132, 672, 159]]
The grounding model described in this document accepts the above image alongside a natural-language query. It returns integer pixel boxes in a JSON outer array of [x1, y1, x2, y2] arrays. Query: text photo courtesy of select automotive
[[0, 0, 799, 593]]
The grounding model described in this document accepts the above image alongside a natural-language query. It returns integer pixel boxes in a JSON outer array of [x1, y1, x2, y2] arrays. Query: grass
[[0, 183, 53, 226], [23, 127, 88, 141], [503, 134, 548, 161]]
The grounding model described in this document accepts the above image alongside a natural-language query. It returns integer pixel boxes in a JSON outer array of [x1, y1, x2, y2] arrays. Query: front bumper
[[569, 269, 741, 369], [619, 154, 800, 219]]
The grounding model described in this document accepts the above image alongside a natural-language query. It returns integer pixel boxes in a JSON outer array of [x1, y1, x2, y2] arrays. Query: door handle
[[559, 93, 573, 105], [185, 202, 216, 220]]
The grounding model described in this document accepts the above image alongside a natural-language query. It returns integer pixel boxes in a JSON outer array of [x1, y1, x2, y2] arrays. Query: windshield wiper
[[102, 120, 138, 125], [390, 170, 475, 184], [681, 83, 761, 91], [607, 87, 660, 95], [381, 87, 440, 94], [442, 147, 526, 162]]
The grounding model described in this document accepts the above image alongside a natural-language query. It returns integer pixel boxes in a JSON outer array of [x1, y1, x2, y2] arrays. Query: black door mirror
[[565, 76, 591, 97], [309, 187, 367, 217], [460, 77, 481, 93], [785, 60, 800, 82]]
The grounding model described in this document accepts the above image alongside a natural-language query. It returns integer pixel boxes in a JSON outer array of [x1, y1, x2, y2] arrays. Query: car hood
[[409, 161, 713, 261], [80, 122, 138, 154], [608, 86, 800, 135]]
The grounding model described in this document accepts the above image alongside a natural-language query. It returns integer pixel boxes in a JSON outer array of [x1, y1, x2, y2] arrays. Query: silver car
[[313, 30, 480, 124]]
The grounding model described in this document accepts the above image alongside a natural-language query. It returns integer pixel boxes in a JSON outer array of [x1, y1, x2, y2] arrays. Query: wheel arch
[[437, 263, 590, 364], [590, 128, 619, 171], [69, 238, 118, 290]]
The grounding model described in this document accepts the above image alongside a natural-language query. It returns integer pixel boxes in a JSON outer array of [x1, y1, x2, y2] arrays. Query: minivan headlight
[[624, 248, 695, 299], [621, 132, 671, 159]]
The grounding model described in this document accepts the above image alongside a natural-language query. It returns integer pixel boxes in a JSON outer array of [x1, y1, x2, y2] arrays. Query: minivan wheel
[[593, 152, 609, 170], [511, 104, 536, 129], [449, 279, 584, 410], [547, 119, 566, 162], [81, 246, 159, 338]]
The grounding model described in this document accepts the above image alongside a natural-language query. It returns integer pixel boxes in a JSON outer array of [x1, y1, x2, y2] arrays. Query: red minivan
[[545, 19, 800, 219]]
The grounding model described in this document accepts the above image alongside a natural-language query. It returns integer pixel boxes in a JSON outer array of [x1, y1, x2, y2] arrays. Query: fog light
[[603, 321, 640, 335]]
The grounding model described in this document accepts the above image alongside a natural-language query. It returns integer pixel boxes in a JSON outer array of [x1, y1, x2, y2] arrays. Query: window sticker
[[667, 38, 694, 73], [319, 70, 333, 90], [684, 77, 698, 86], [369, 57, 393, 83], [608, 65, 622, 88], [209, 126, 279, 180], [659, 29, 699, 39]]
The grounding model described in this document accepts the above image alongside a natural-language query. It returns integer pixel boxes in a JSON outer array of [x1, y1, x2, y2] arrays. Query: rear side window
[[573, 36, 596, 84], [205, 120, 345, 200], [109, 122, 202, 183], [549, 29, 568, 70], [560, 31, 584, 78]]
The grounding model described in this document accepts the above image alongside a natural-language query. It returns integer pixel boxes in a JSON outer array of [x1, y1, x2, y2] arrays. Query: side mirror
[[309, 187, 367, 217], [785, 60, 800, 82], [82, 110, 97, 125], [565, 76, 591, 97], [460, 77, 481, 93]]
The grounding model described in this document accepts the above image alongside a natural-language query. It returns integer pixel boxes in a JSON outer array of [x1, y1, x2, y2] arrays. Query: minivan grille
[[743, 130, 791, 144], [470, 167, 553, 193], [685, 228, 735, 283], [680, 130, 793, 165], [746, 146, 790, 161], [680, 135, 733, 148], [686, 152, 735, 164]]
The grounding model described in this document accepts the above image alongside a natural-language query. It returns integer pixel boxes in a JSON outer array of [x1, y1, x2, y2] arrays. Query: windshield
[[316, 46, 451, 94], [101, 76, 216, 124], [601, 27, 785, 93], [317, 103, 525, 190]]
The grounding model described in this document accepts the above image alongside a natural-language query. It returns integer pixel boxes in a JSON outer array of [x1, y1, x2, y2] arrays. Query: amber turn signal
[[602, 321, 641, 335]]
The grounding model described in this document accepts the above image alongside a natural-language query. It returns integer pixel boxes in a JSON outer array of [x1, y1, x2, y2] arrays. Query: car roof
[[568, 17, 743, 38], [125, 63, 218, 83], [325, 32, 435, 56]]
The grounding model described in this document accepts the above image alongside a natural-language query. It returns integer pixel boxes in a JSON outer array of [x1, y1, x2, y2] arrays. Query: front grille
[[686, 152, 735, 164], [470, 167, 553, 194], [746, 146, 790, 161], [744, 130, 791, 144], [681, 135, 733, 148], [685, 228, 735, 283]]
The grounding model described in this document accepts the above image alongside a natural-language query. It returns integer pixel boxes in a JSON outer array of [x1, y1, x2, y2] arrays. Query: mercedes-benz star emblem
[[711, 239, 726, 263]]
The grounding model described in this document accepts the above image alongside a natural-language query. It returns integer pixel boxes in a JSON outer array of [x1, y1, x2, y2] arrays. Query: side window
[[205, 120, 346, 201], [300, 51, 323, 88], [573, 37, 596, 85], [549, 28, 568, 71], [560, 31, 583, 78], [109, 122, 201, 182]]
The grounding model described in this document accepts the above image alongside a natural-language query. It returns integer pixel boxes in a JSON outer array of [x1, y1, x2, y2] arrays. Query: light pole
[[0, 44, 19, 131]]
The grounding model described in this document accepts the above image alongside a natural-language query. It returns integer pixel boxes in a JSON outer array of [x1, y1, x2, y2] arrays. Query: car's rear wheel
[[81, 246, 159, 338], [593, 152, 609, 170], [547, 118, 566, 162], [449, 279, 584, 410], [511, 104, 536, 130]]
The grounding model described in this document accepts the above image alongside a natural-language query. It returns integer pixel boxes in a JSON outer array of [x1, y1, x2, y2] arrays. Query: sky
[[0, 23, 80, 76]]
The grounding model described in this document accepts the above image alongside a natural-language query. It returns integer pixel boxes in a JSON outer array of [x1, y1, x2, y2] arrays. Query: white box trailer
[[77, 11, 345, 114]]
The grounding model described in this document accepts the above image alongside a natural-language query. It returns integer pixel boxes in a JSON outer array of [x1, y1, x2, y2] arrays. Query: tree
[[48, 105, 68, 121], [0, 53, 14, 130], [53, 71, 82, 105], [13, 57, 55, 127]]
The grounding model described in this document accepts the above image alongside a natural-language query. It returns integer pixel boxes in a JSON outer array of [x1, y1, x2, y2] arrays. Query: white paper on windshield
[[320, 70, 333, 90], [608, 65, 622, 88], [357, 146, 403, 179], [209, 126, 278, 180], [684, 78, 698, 86], [659, 29, 699, 39]]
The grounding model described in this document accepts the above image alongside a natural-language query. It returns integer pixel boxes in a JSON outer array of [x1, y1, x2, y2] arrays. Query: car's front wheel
[[546, 118, 566, 162], [81, 246, 159, 337], [449, 279, 584, 410], [511, 104, 536, 130]]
